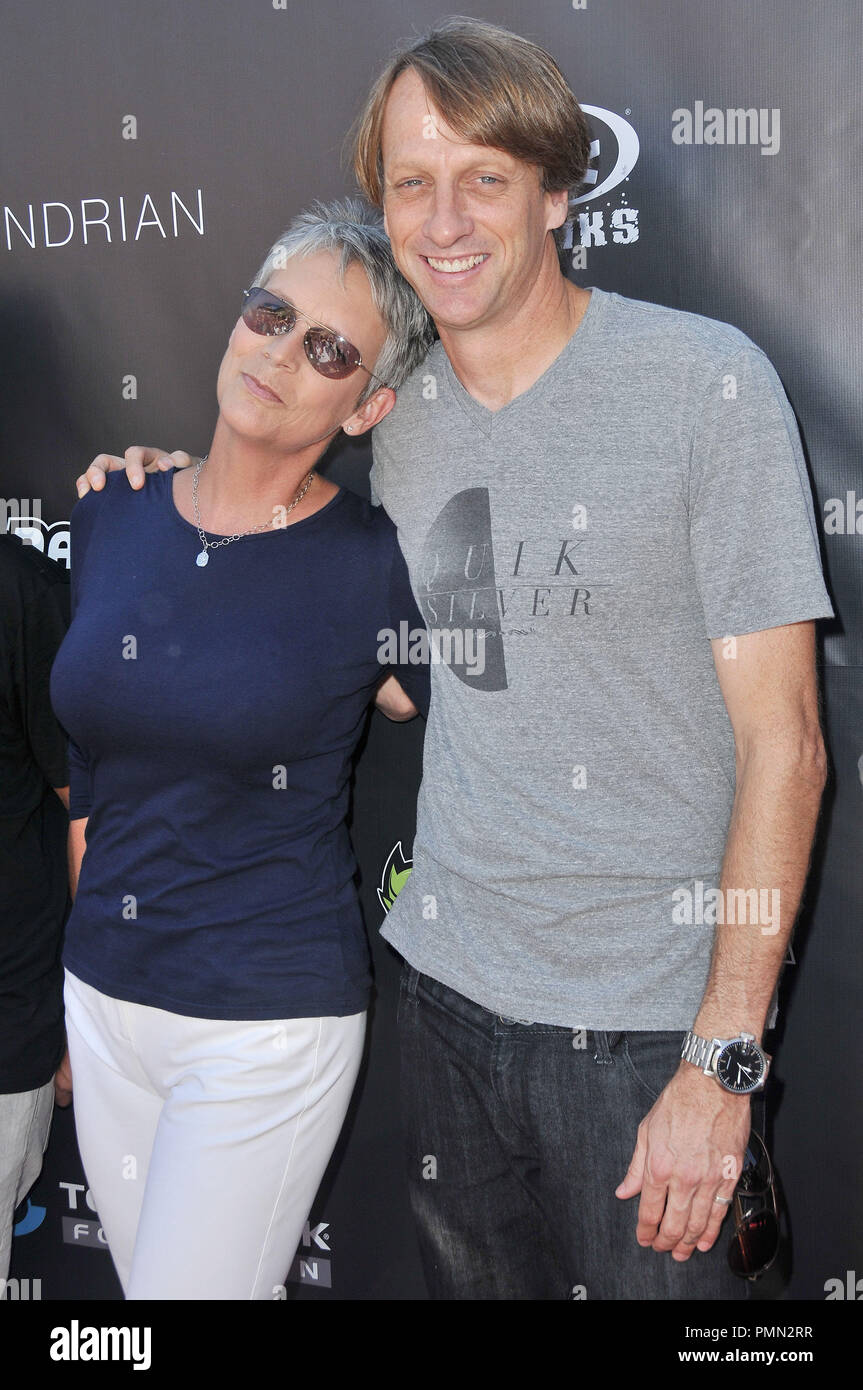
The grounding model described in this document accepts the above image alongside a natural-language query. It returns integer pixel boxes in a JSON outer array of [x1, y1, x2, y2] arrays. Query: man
[[0, 529, 73, 1287], [80, 18, 832, 1299]]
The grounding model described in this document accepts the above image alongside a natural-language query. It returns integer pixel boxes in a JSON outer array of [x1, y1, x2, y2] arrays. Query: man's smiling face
[[380, 67, 568, 336]]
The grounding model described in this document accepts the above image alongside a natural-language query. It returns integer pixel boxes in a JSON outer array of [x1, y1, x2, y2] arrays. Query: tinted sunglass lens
[[738, 1136, 771, 1195], [305, 328, 360, 378], [728, 1210, 779, 1277], [242, 291, 295, 336]]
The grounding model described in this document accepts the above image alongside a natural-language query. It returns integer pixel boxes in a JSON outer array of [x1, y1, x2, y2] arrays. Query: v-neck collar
[[440, 286, 605, 439]]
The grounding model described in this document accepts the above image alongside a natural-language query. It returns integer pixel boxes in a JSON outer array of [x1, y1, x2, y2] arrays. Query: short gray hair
[[251, 197, 435, 403]]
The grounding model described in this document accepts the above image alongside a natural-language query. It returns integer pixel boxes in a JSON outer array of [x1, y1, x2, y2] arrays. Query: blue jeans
[[398, 963, 763, 1300]]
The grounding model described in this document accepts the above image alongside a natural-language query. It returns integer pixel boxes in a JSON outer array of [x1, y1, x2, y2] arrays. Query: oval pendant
[[196, 550, 209, 567]]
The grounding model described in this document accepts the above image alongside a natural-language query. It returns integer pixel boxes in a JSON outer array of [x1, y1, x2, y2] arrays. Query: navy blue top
[[50, 468, 428, 1020]]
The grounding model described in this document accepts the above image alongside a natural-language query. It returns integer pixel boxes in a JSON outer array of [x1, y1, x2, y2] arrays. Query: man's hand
[[76, 446, 194, 497], [375, 674, 419, 722], [53, 1047, 73, 1107], [615, 1063, 750, 1260]]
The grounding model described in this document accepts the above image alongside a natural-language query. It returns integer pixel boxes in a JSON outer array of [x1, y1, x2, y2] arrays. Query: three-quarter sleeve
[[67, 735, 92, 819]]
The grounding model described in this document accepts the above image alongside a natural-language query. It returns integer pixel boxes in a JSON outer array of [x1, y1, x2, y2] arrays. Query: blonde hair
[[350, 16, 591, 267]]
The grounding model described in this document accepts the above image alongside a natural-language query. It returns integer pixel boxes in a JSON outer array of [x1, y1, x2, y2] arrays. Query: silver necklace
[[191, 454, 316, 567]]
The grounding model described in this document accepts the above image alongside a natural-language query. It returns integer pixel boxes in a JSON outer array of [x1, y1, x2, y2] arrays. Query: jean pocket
[[622, 1031, 686, 1104]]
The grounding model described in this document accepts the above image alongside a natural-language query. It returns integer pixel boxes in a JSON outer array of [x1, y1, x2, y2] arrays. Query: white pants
[[63, 968, 365, 1300]]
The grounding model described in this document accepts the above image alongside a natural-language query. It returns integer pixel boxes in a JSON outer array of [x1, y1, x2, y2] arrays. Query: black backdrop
[[2, 0, 860, 1301]]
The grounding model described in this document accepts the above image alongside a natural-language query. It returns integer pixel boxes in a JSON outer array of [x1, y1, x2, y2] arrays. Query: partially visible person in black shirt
[[0, 530, 73, 1284]]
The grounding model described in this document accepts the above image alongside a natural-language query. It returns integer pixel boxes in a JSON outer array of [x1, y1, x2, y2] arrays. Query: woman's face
[[216, 249, 391, 454]]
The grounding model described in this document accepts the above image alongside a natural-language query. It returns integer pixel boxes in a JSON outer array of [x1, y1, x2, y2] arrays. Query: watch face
[[716, 1040, 766, 1094]]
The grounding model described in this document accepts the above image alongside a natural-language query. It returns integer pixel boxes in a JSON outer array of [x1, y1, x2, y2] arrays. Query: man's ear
[[342, 386, 397, 437], [546, 187, 569, 231]]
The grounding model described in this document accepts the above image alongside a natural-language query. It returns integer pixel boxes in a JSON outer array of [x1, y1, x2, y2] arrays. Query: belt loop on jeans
[[404, 964, 421, 999], [593, 1030, 616, 1065]]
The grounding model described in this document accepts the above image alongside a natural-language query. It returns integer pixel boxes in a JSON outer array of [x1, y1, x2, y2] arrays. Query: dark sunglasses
[[241, 286, 387, 385], [728, 1129, 780, 1280]]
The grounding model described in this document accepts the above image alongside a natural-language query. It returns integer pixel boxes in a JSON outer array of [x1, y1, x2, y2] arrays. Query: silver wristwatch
[[681, 1030, 771, 1095]]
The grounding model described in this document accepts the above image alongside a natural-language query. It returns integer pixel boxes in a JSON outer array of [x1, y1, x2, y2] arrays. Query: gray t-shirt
[[371, 286, 834, 1029]]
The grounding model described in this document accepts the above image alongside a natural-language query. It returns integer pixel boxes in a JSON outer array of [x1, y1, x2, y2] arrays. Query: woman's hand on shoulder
[[76, 446, 196, 498]]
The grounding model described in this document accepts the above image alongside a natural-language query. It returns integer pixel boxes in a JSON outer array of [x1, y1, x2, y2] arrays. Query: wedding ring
[[714, 1195, 733, 1205]]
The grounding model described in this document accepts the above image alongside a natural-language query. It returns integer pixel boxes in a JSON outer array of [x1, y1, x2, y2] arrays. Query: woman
[[50, 198, 434, 1300]]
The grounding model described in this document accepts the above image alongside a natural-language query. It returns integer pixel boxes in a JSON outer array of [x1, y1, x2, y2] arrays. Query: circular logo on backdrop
[[564, 107, 641, 252], [574, 106, 641, 205]]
